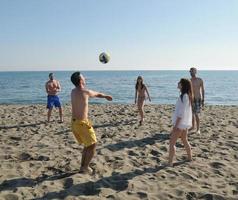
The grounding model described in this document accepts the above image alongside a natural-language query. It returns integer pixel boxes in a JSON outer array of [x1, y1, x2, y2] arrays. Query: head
[[178, 78, 193, 103], [49, 73, 54, 81], [136, 76, 144, 90], [137, 76, 143, 83], [189, 67, 197, 77], [71, 71, 85, 87]]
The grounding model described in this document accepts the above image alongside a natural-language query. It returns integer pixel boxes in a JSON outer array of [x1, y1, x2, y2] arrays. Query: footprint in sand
[[3, 194, 19, 200], [18, 152, 32, 161], [209, 162, 226, 169]]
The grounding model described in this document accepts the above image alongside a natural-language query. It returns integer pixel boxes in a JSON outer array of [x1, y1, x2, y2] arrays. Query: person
[[134, 76, 151, 125], [45, 73, 63, 123], [168, 78, 193, 167], [70, 71, 112, 174], [189, 67, 205, 134]]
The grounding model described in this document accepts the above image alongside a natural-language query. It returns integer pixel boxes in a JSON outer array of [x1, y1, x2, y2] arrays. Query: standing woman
[[134, 76, 151, 125], [168, 78, 193, 166]]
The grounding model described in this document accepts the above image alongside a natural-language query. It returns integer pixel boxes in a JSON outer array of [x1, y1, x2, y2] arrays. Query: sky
[[0, 0, 238, 71]]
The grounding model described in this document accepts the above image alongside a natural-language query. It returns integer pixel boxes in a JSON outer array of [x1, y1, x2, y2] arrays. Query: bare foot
[[189, 127, 195, 133], [163, 162, 173, 167], [196, 129, 201, 134], [186, 158, 192, 162], [79, 167, 93, 174], [168, 162, 173, 167]]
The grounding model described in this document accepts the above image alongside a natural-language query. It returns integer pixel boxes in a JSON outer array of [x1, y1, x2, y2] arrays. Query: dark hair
[[49, 73, 53, 77], [190, 67, 197, 72], [180, 78, 193, 104], [135, 76, 145, 90], [71, 71, 81, 87]]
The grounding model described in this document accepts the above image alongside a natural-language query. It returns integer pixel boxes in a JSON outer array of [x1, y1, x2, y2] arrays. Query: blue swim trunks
[[47, 95, 61, 109]]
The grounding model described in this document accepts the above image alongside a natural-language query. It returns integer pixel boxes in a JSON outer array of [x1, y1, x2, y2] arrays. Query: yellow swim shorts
[[71, 119, 97, 147]]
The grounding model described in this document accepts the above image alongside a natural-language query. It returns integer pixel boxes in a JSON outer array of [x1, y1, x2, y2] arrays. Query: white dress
[[172, 94, 192, 129]]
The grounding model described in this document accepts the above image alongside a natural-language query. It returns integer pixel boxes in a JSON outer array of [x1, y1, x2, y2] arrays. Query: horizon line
[[0, 69, 238, 72]]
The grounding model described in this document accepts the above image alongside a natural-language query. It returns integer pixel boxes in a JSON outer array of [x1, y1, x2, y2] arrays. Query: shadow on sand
[[101, 133, 170, 152], [0, 160, 188, 199]]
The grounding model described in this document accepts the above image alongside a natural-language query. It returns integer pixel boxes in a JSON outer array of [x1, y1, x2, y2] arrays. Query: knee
[[88, 143, 96, 150], [169, 142, 176, 149]]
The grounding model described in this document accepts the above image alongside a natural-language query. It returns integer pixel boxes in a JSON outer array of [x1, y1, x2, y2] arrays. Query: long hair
[[180, 78, 193, 105], [135, 76, 145, 90]]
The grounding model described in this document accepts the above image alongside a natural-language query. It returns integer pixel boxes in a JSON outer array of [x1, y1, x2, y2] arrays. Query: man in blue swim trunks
[[45, 73, 63, 123]]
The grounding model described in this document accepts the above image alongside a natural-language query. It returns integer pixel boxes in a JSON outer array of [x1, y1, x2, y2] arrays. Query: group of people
[[45, 68, 205, 172]]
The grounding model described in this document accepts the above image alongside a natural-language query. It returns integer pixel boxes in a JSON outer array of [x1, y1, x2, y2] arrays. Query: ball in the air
[[99, 52, 110, 64]]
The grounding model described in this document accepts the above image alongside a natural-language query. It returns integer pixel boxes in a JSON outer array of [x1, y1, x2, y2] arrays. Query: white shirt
[[172, 94, 192, 129]]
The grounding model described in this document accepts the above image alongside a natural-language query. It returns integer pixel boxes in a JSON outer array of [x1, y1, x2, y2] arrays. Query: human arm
[[45, 83, 49, 94], [145, 86, 151, 102], [201, 79, 205, 107], [135, 89, 137, 104], [173, 95, 187, 130], [87, 90, 112, 101], [57, 81, 61, 92], [173, 117, 182, 131]]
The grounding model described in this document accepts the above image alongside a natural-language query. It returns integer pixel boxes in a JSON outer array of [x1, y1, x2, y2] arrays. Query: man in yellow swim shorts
[[71, 72, 113, 174]]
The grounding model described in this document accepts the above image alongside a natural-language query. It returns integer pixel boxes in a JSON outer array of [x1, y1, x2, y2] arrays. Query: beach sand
[[0, 104, 237, 200]]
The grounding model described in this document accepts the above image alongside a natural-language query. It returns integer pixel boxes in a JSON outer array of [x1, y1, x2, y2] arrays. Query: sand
[[0, 104, 237, 200]]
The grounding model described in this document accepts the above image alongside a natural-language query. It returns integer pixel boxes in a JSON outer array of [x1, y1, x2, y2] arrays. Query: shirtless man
[[70, 71, 112, 173], [189, 68, 205, 134], [45, 73, 63, 123]]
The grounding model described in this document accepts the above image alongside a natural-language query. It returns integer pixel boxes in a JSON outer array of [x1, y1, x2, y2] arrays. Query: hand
[[172, 126, 179, 132], [201, 100, 205, 107], [105, 95, 113, 101], [170, 127, 177, 137]]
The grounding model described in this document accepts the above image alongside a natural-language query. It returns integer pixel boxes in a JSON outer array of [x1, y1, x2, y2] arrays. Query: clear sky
[[0, 0, 238, 71]]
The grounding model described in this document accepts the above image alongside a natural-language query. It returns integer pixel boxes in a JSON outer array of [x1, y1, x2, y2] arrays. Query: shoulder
[[71, 88, 76, 94], [182, 94, 189, 101], [197, 77, 203, 82]]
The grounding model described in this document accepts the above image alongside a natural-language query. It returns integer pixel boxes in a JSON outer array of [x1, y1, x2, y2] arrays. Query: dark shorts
[[192, 98, 201, 114], [47, 95, 61, 109]]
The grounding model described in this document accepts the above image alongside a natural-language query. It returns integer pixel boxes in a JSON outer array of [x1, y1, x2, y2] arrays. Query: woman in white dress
[[168, 78, 193, 166]]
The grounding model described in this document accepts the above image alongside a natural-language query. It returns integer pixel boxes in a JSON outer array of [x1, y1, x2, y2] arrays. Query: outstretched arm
[[145, 86, 151, 101], [87, 90, 112, 101]]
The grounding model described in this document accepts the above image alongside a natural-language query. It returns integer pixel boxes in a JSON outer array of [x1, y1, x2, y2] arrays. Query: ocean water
[[0, 71, 237, 105]]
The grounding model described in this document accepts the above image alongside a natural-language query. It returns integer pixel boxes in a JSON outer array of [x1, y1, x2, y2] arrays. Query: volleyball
[[99, 52, 110, 64]]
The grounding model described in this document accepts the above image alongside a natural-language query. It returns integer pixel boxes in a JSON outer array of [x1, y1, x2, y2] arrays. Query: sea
[[0, 71, 237, 105]]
